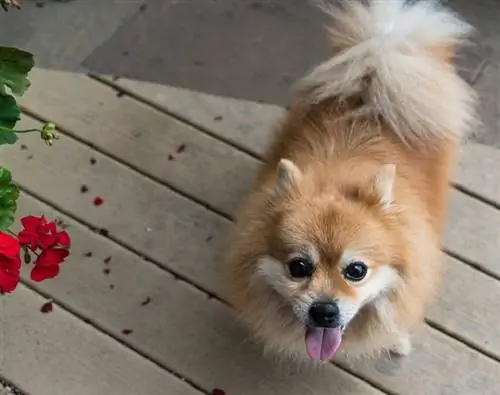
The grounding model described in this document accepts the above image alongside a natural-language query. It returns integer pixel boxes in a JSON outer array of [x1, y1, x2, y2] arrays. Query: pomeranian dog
[[223, 0, 477, 362]]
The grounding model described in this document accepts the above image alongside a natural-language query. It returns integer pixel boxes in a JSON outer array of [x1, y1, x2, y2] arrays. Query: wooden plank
[[98, 74, 500, 206], [16, 194, 500, 395], [23, 69, 260, 217], [7, 115, 227, 296], [94, 73, 282, 157], [445, 189, 500, 276], [456, 142, 500, 206], [16, 72, 500, 350], [19, 71, 500, 274], [337, 327, 499, 395], [7, 118, 500, 393], [0, 285, 201, 395], [15, 194, 382, 395], [429, 256, 500, 355]]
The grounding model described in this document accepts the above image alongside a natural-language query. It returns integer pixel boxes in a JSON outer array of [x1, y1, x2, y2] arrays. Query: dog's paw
[[390, 335, 412, 357]]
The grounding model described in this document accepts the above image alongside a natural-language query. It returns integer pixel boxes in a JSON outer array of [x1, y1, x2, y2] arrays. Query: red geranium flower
[[0, 232, 21, 293], [31, 248, 70, 281], [18, 216, 71, 283], [18, 215, 70, 251], [31, 264, 60, 282], [36, 248, 70, 266]]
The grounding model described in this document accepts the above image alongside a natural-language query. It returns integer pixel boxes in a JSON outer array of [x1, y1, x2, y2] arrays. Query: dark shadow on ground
[[82, 0, 330, 105], [0, 0, 497, 142]]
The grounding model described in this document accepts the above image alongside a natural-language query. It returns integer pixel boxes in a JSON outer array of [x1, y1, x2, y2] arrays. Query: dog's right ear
[[275, 159, 302, 198]]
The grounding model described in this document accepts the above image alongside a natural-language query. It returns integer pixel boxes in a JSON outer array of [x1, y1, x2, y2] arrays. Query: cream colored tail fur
[[299, 0, 477, 144]]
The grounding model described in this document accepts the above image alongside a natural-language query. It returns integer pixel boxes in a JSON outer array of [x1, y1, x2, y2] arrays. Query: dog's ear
[[275, 159, 302, 198], [371, 164, 396, 209]]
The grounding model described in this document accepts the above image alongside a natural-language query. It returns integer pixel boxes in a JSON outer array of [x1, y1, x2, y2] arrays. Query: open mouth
[[305, 325, 343, 361]]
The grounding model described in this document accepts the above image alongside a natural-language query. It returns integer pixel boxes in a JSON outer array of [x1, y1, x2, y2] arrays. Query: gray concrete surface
[[0, 0, 499, 145]]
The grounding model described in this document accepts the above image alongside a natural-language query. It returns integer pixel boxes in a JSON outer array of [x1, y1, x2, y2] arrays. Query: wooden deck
[[1, 67, 500, 395]]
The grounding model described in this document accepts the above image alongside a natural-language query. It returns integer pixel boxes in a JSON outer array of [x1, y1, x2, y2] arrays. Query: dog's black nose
[[309, 301, 340, 327]]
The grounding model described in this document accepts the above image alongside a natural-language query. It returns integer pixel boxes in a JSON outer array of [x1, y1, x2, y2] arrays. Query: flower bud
[[23, 247, 31, 264], [41, 122, 58, 146]]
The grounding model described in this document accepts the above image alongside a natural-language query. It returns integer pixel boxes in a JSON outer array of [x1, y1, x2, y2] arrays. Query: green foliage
[[0, 6, 59, 237], [0, 93, 20, 129], [0, 47, 34, 95], [0, 46, 34, 145], [0, 167, 20, 230]]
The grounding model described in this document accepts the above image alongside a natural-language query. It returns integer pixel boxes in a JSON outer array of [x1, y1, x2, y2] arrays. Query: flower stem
[[12, 129, 41, 134], [0, 126, 41, 134]]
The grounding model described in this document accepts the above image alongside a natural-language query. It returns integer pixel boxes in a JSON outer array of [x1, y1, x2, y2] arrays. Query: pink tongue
[[305, 327, 342, 361]]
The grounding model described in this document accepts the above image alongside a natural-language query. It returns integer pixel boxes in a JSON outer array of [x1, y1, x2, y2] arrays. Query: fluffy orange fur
[[223, 0, 477, 362]]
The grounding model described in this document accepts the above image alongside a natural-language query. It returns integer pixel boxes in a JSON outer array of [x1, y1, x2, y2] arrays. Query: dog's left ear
[[275, 159, 302, 198], [371, 164, 396, 209]]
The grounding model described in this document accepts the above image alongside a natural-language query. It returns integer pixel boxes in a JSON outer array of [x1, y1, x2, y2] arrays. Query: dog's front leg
[[389, 333, 412, 357]]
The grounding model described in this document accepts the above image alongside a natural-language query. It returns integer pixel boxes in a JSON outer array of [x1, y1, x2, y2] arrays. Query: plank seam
[[332, 363, 398, 395], [444, 248, 500, 282], [17, 185, 500, 380], [18, 184, 222, 301], [452, 182, 500, 212], [17, 188, 392, 395], [88, 74, 262, 161], [20, 108, 500, 287], [18, 280, 210, 395], [23, 77, 500, 229], [17, 80, 500, 378], [0, 376, 28, 395], [425, 319, 500, 363], [19, 108, 233, 222], [88, 73, 500, 208]]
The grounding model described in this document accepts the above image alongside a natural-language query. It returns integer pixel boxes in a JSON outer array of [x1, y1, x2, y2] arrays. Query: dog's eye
[[288, 258, 315, 278], [343, 261, 368, 282]]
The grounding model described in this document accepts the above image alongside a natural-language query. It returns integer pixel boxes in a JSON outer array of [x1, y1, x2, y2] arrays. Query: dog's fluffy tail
[[299, 0, 477, 145]]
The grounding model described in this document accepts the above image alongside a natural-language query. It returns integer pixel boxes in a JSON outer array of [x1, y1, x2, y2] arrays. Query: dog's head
[[254, 159, 406, 360]]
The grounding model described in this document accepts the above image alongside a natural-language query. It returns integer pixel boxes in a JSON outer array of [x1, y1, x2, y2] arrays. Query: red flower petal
[[41, 221, 57, 234], [35, 249, 69, 267], [20, 215, 45, 232], [31, 265, 60, 282], [0, 232, 20, 257], [18, 229, 37, 250], [0, 269, 20, 293], [37, 232, 58, 250], [212, 389, 226, 395], [19, 217, 72, 252], [93, 196, 104, 206], [0, 254, 22, 272], [56, 231, 71, 248]]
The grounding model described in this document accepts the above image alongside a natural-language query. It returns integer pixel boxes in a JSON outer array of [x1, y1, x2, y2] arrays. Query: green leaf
[[0, 167, 19, 230], [0, 200, 16, 230], [0, 184, 19, 202], [0, 167, 12, 186], [0, 93, 20, 130], [0, 130, 17, 145], [0, 47, 34, 96]]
